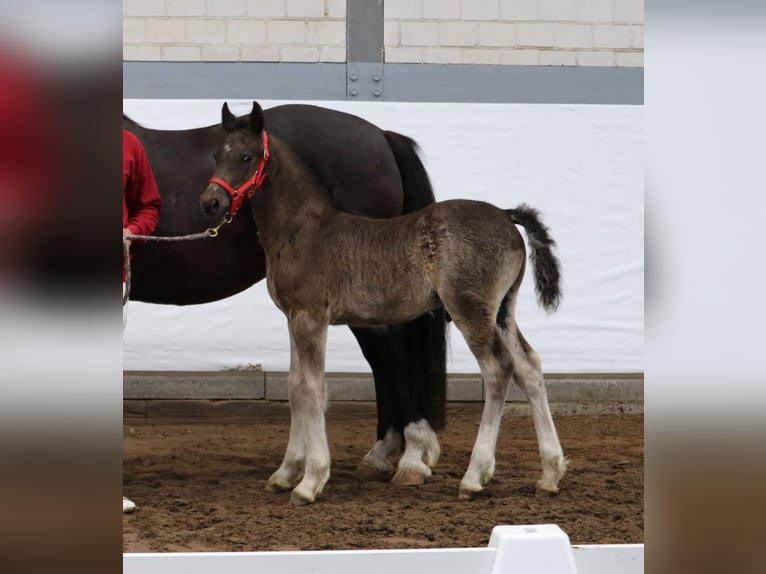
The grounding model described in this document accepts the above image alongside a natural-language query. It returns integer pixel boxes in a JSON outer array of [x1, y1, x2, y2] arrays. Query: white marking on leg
[[512, 344, 567, 493], [360, 427, 402, 472], [396, 419, 440, 478]]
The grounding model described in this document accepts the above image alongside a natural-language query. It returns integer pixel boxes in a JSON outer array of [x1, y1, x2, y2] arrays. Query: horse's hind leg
[[350, 327, 404, 480], [506, 325, 567, 495]]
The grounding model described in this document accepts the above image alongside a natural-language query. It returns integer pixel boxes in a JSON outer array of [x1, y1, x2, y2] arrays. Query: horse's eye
[[241, 154, 252, 163]]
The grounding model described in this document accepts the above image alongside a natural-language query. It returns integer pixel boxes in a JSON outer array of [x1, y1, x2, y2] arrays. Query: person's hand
[[123, 227, 132, 247]]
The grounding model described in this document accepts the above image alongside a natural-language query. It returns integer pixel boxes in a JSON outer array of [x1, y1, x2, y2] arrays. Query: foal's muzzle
[[200, 184, 229, 220]]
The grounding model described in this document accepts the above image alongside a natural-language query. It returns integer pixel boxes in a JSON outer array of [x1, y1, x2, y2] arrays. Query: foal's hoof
[[458, 487, 480, 501], [391, 468, 426, 486], [289, 490, 315, 506], [534, 486, 559, 498], [266, 482, 288, 493]]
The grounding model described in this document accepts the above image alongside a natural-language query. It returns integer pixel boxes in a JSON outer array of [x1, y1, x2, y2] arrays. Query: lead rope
[[122, 216, 230, 305]]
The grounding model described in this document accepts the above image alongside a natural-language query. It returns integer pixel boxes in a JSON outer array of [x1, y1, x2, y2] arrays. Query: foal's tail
[[506, 204, 562, 312]]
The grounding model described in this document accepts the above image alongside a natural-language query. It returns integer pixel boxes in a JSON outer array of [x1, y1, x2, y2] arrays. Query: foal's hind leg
[[506, 326, 567, 495], [447, 307, 515, 499]]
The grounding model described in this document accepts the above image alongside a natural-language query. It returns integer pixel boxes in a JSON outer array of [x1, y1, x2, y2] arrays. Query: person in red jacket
[[122, 128, 161, 513]]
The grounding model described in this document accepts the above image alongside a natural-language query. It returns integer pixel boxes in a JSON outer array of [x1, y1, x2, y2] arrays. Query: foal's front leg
[[266, 334, 306, 492], [285, 314, 331, 505]]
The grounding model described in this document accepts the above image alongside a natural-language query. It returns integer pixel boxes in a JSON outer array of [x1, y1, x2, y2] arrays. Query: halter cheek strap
[[208, 131, 270, 218]]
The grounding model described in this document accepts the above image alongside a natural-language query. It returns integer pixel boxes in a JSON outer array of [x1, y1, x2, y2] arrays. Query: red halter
[[208, 131, 270, 218]]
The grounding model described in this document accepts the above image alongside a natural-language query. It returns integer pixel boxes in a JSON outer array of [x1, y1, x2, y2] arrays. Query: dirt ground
[[123, 401, 643, 552]]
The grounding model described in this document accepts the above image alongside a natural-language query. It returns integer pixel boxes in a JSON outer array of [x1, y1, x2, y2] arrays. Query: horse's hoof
[[391, 469, 426, 486], [265, 479, 292, 493], [289, 490, 314, 506], [354, 463, 392, 482], [458, 487, 479, 501], [534, 487, 559, 498]]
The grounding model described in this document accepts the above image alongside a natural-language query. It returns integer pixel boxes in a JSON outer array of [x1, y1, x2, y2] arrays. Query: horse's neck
[[252, 138, 337, 249]]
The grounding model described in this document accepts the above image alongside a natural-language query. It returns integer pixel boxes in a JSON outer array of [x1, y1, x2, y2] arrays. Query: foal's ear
[[222, 102, 238, 132], [250, 101, 264, 134]]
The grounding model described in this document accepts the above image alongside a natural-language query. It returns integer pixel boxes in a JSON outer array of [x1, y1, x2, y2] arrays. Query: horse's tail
[[384, 130, 448, 431], [506, 204, 562, 313]]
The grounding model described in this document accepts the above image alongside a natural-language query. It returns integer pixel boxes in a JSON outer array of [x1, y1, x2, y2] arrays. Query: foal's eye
[[241, 154, 252, 163]]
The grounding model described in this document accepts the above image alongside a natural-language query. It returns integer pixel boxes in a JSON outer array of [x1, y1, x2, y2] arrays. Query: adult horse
[[123, 104, 447, 481]]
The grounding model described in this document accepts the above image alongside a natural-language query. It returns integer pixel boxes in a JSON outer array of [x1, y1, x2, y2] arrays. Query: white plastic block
[[384, 21, 400, 46], [488, 524, 578, 574], [632, 25, 644, 48]]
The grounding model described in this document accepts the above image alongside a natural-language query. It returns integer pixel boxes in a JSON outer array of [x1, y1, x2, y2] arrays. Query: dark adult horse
[[123, 105, 447, 480]]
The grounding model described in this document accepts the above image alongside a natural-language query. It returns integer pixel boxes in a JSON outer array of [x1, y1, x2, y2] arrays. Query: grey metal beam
[[123, 61, 642, 104], [346, 0, 384, 63]]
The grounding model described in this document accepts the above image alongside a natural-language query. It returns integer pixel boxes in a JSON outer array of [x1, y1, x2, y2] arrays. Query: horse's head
[[200, 101, 267, 221]]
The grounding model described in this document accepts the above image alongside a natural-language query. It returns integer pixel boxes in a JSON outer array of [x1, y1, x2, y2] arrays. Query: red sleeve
[[123, 130, 162, 236]]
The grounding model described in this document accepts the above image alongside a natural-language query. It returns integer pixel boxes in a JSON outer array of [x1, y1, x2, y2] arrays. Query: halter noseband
[[208, 131, 270, 218]]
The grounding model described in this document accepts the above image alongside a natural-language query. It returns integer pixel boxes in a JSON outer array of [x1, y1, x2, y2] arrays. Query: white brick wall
[[384, 0, 643, 67], [122, 0, 643, 67], [123, 0, 346, 62]]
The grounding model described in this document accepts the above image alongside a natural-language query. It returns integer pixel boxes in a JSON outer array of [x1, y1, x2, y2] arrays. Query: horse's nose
[[203, 197, 220, 218]]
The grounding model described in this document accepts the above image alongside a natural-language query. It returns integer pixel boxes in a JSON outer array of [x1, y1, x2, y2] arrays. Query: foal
[[201, 102, 567, 505]]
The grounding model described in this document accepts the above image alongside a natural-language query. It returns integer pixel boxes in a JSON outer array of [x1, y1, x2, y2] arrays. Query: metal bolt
[[349, 73, 358, 81], [372, 73, 381, 82], [373, 88, 381, 97], [350, 88, 358, 96]]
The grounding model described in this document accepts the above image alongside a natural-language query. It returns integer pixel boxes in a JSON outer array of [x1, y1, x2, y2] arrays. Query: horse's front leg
[[285, 313, 330, 506], [267, 330, 307, 492]]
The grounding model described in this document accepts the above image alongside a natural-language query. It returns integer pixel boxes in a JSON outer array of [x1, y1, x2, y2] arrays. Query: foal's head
[[200, 101, 268, 221]]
